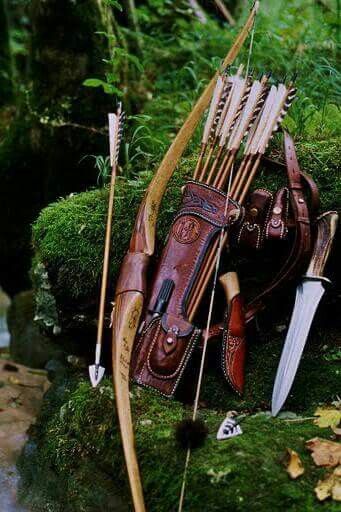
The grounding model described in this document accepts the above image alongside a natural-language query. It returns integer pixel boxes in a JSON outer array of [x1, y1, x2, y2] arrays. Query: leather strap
[[261, 156, 319, 217], [245, 131, 314, 322], [301, 172, 320, 216]]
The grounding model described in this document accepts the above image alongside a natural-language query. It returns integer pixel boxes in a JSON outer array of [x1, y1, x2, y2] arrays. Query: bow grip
[[115, 252, 150, 296]]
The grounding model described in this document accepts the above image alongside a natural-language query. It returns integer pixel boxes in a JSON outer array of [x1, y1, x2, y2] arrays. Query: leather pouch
[[131, 180, 243, 397], [265, 187, 289, 240], [235, 189, 273, 250]]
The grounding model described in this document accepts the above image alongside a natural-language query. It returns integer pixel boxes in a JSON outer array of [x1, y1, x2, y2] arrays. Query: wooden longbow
[[111, 3, 259, 511]]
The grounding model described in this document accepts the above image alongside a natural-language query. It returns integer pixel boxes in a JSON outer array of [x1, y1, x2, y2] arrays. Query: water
[[0, 287, 11, 348], [0, 288, 30, 511], [0, 463, 28, 512]]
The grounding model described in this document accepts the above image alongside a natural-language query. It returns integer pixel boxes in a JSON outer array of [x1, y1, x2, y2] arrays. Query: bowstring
[[245, 9, 256, 78], [177, 12, 257, 511]]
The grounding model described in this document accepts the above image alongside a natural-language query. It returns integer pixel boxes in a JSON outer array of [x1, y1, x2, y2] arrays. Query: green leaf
[[83, 78, 105, 88], [83, 78, 122, 96], [105, 0, 122, 11]]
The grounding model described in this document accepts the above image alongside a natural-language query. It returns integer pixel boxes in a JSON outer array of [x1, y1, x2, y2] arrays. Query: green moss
[[31, 163, 187, 310], [31, 126, 340, 325], [202, 327, 341, 414], [18, 376, 340, 512]]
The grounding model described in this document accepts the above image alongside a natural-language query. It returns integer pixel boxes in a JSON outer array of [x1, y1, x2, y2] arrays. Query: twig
[[188, 0, 207, 24], [53, 121, 107, 136], [214, 0, 236, 26], [283, 417, 315, 423]]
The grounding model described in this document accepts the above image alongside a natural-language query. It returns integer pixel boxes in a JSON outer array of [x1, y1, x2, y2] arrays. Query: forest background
[[0, 1, 340, 511]]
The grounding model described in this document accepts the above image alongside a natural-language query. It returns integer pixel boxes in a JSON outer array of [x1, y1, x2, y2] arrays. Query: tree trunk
[[0, 0, 115, 294], [0, 0, 12, 104]]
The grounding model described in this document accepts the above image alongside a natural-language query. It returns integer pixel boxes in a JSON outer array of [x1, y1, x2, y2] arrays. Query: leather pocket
[[236, 189, 273, 249], [132, 315, 200, 397], [265, 187, 289, 240]]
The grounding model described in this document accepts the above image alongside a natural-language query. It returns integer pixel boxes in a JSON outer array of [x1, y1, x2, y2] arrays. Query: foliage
[[8, 1, 341, 510], [115, 0, 340, 176], [31, 162, 186, 309], [18, 371, 341, 511]]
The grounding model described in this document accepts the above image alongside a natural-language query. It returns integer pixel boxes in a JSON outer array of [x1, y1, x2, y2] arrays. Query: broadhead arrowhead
[[217, 417, 242, 440], [89, 364, 105, 387]]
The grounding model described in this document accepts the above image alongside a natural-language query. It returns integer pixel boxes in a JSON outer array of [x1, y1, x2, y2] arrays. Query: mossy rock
[[31, 129, 341, 331], [18, 367, 341, 512], [7, 290, 64, 368], [7, 289, 83, 368], [31, 162, 186, 326]]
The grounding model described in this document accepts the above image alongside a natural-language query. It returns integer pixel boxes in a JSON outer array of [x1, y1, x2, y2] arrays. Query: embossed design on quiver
[[131, 181, 243, 397]]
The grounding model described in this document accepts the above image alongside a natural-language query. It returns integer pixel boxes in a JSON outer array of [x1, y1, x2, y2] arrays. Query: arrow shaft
[[97, 168, 116, 347]]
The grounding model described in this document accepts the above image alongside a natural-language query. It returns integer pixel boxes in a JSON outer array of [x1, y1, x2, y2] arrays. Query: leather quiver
[[221, 293, 246, 395], [131, 180, 243, 398]]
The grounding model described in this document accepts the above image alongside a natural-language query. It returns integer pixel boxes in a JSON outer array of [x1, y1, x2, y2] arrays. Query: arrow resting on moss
[[89, 104, 124, 387]]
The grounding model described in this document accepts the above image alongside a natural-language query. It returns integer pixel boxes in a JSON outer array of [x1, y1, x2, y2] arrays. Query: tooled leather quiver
[[131, 181, 243, 397]]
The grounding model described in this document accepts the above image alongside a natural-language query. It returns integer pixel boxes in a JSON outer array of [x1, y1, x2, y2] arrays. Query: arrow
[[89, 104, 124, 387]]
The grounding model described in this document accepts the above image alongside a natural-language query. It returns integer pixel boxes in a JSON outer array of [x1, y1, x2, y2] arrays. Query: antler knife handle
[[306, 211, 338, 278], [219, 271, 240, 306]]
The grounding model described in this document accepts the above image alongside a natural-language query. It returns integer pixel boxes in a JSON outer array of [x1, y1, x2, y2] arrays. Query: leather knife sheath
[[220, 272, 246, 395]]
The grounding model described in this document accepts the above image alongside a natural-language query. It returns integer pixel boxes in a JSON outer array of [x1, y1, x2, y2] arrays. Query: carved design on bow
[[111, 3, 260, 511]]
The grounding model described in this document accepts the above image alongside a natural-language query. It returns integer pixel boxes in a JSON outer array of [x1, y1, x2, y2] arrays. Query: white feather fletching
[[108, 112, 119, 167], [244, 84, 277, 155], [202, 75, 225, 144], [256, 83, 289, 154], [227, 79, 263, 151], [218, 76, 249, 146]]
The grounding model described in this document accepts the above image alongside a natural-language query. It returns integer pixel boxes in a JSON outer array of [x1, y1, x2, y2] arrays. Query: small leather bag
[[265, 187, 289, 241], [236, 189, 273, 249], [131, 180, 243, 397]]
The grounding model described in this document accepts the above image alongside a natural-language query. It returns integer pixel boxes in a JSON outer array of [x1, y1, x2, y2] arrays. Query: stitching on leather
[[221, 315, 241, 396], [136, 328, 201, 398], [186, 179, 232, 199], [172, 207, 241, 230], [143, 319, 198, 381], [263, 193, 274, 243], [237, 222, 261, 249]]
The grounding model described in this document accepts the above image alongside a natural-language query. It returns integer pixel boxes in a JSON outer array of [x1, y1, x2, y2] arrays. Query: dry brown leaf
[[285, 448, 305, 479], [315, 465, 341, 502], [306, 437, 341, 467], [333, 466, 341, 501], [7, 376, 21, 386], [314, 407, 341, 429], [332, 427, 341, 438]]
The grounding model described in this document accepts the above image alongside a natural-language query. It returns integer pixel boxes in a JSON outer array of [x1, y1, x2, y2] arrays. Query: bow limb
[[112, 3, 260, 511], [112, 290, 145, 512]]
